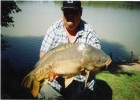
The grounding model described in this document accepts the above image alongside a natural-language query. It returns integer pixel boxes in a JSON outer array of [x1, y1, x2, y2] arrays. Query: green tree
[[1, 1, 22, 27], [1, 1, 22, 50]]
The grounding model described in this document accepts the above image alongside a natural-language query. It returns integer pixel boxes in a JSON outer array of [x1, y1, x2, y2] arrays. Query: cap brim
[[61, 7, 82, 10]]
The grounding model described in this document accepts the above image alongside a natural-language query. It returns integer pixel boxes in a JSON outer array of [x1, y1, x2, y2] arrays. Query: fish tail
[[31, 79, 40, 97]]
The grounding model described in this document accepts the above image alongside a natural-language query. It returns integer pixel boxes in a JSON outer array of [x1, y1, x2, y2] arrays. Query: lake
[[1, 1, 140, 69]]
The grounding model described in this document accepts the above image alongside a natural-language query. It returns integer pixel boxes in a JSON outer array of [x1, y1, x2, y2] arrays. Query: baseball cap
[[61, 1, 82, 10]]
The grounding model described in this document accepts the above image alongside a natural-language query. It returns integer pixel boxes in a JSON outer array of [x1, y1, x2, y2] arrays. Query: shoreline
[[107, 61, 140, 73], [119, 62, 140, 71]]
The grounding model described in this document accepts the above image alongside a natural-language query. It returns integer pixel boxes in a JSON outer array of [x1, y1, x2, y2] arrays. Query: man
[[38, 1, 101, 100]]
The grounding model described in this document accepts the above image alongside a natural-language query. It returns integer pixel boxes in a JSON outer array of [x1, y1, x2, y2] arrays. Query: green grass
[[96, 70, 140, 100]]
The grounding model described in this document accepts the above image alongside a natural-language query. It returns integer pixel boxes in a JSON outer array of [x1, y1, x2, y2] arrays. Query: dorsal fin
[[35, 43, 80, 68]]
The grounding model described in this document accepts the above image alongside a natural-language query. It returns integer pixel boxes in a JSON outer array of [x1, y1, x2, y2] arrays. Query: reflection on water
[[1, 36, 42, 69], [81, 1, 140, 10], [101, 39, 131, 62], [1, 1, 140, 69]]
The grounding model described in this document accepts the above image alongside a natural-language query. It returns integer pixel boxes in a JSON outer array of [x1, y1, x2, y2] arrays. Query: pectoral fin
[[65, 75, 74, 88], [85, 70, 90, 88]]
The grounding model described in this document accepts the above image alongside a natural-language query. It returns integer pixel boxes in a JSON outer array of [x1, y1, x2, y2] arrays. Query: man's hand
[[45, 73, 59, 82], [48, 75, 59, 82]]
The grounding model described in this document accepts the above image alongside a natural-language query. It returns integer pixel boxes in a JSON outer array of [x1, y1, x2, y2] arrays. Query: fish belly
[[50, 46, 83, 75], [52, 58, 82, 75]]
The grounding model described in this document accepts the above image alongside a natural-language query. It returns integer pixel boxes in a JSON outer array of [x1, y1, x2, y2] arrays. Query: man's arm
[[88, 31, 101, 50]]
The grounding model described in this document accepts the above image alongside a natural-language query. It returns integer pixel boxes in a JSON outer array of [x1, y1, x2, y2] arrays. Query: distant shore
[[119, 62, 140, 71]]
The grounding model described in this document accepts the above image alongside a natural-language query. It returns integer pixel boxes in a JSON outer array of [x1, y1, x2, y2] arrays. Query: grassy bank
[[96, 70, 140, 100]]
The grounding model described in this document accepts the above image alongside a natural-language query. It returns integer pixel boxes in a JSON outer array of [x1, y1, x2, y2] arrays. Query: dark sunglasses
[[62, 9, 81, 16]]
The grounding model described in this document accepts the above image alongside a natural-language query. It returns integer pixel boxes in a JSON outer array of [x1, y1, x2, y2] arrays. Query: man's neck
[[65, 28, 77, 43], [67, 29, 77, 36]]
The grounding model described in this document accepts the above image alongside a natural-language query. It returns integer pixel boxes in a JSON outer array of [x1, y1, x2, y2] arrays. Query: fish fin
[[31, 79, 40, 97], [65, 76, 74, 88], [85, 70, 90, 88], [21, 75, 33, 88]]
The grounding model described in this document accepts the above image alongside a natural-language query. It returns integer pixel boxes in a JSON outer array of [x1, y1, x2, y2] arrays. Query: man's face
[[62, 9, 82, 31]]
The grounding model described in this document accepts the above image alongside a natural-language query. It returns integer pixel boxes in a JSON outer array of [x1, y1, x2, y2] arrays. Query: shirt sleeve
[[87, 30, 101, 50], [40, 26, 55, 52]]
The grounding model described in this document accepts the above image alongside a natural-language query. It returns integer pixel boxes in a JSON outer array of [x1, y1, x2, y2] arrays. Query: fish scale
[[22, 43, 112, 97]]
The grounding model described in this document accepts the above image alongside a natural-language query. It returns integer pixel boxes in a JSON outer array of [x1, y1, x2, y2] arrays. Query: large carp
[[22, 43, 111, 97]]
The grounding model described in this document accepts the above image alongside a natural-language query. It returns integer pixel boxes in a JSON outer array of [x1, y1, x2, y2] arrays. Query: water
[[1, 1, 140, 69]]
